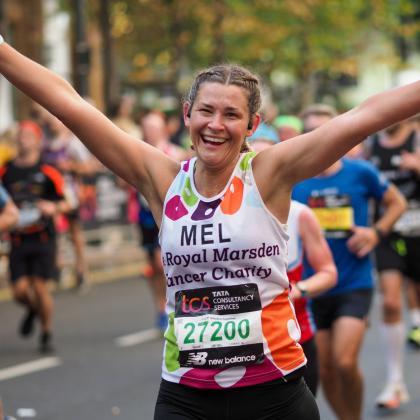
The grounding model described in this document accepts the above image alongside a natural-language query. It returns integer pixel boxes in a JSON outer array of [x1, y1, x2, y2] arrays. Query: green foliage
[[59, 0, 420, 105], [108, 1, 418, 77]]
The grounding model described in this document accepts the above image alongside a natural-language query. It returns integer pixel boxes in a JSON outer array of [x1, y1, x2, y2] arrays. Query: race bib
[[308, 194, 354, 238], [174, 284, 264, 369]]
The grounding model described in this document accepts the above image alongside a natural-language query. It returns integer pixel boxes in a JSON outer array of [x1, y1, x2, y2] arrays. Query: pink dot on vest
[[165, 195, 188, 221]]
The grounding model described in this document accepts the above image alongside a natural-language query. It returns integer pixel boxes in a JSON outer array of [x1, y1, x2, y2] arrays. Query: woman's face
[[184, 82, 255, 170]]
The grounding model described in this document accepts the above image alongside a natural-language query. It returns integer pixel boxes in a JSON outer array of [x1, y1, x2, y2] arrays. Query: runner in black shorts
[[365, 119, 420, 408], [1, 121, 71, 353]]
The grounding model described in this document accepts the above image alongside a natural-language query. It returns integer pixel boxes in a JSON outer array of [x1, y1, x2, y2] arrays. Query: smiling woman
[[1, 35, 420, 420], [184, 80, 259, 197]]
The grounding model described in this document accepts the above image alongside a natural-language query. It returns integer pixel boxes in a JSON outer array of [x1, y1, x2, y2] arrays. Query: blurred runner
[[0, 121, 71, 353], [272, 115, 303, 141], [364, 117, 420, 408], [110, 95, 143, 139], [293, 105, 406, 420], [42, 115, 98, 292]]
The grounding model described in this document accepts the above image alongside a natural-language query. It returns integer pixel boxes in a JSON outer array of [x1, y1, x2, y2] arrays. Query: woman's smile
[[200, 134, 228, 146]]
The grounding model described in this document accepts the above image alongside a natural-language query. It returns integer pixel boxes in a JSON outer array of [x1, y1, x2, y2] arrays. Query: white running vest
[[159, 152, 306, 389]]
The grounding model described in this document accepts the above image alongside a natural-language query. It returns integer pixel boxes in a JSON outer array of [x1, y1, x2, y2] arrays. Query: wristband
[[373, 226, 387, 240], [0, 35, 4, 45], [295, 282, 308, 298]]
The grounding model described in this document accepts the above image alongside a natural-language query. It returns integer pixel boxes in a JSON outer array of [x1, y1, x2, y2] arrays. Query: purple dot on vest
[[165, 195, 188, 221], [192, 199, 221, 221], [182, 160, 190, 172]]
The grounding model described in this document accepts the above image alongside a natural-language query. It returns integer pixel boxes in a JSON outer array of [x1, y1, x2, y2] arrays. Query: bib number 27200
[[174, 284, 264, 369]]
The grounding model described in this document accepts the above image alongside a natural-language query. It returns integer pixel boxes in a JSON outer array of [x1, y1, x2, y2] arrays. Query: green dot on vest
[[240, 151, 256, 171], [182, 177, 198, 207]]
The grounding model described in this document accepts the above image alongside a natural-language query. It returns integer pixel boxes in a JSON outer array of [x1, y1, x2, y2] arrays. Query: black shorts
[[375, 234, 420, 282], [138, 222, 160, 258], [154, 376, 319, 420], [311, 289, 373, 330], [9, 237, 57, 283], [301, 337, 319, 396]]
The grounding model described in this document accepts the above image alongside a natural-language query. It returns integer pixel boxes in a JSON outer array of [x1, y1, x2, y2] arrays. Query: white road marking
[[0, 357, 61, 382], [115, 328, 162, 347]]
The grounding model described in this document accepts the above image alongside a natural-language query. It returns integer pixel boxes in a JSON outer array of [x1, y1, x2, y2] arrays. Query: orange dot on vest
[[220, 176, 244, 215]]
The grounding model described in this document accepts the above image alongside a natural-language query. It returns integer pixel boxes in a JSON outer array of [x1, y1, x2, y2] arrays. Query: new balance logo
[[186, 352, 208, 366]]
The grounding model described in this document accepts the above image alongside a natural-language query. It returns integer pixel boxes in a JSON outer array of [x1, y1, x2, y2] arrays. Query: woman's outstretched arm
[[0, 39, 176, 199], [256, 80, 420, 189]]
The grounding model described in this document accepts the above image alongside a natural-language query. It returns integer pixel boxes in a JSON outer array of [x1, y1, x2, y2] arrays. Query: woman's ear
[[183, 102, 191, 127], [246, 114, 261, 137]]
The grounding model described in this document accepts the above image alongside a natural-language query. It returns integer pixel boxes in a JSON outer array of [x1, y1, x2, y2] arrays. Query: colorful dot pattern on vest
[[160, 152, 306, 389]]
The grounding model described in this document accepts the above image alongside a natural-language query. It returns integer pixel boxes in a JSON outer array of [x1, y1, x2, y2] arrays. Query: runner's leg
[[31, 276, 53, 333], [331, 316, 366, 420], [68, 217, 89, 290], [12, 276, 38, 337], [376, 270, 408, 407], [316, 329, 348, 418], [32, 276, 54, 352]]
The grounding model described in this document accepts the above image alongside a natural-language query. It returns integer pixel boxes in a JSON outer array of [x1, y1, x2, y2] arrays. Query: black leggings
[[302, 337, 319, 396], [154, 376, 319, 420]]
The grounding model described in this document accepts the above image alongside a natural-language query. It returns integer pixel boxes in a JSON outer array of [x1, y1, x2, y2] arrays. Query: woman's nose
[[208, 113, 224, 130]]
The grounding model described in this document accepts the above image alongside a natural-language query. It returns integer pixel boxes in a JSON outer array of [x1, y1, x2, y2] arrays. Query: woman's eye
[[199, 109, 212, 114]]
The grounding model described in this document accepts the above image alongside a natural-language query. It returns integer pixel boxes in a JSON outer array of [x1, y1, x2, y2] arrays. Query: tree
[[6, 0, 43, 119], [58, 0, 420, 110]]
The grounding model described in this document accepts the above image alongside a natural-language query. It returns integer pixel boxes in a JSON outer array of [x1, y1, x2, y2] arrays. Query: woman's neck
[[193, 156, 239, 198]]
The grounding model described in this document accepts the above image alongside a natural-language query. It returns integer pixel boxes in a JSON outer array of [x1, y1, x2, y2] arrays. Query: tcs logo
[[181, 295, 211, 313]]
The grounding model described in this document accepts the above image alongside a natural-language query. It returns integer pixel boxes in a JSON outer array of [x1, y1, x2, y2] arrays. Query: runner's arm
[[0, 200, 18, 232], [291, 207, 337, 299], [347, 184, 407, 258]]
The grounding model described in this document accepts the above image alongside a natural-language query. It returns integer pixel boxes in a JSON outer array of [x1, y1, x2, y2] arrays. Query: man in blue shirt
[[293, 105, 406, 420]]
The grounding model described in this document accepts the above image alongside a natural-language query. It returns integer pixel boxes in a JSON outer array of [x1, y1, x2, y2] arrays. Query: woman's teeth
[[203, 136, 226, 144]]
